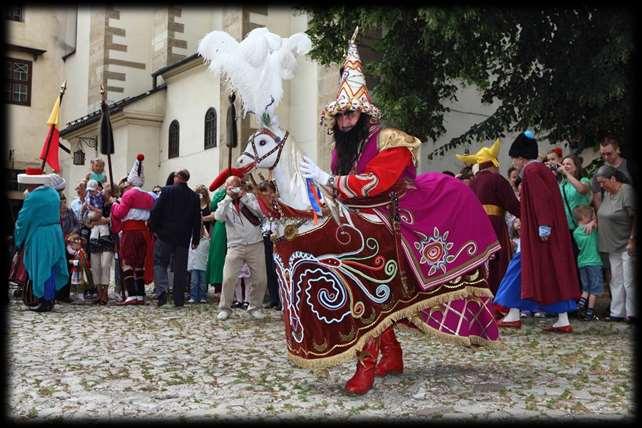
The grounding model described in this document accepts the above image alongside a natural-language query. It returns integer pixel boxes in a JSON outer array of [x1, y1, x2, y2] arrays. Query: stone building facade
[[6, 5, 599, 232]]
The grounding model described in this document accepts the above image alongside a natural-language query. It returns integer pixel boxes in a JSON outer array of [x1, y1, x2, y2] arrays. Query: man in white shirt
[[214, 175, 267, 321], [69, 180, 86, 221]]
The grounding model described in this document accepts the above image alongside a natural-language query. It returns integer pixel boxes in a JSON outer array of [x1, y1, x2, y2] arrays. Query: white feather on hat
[[197, 27, 311, 129], [127, 154, 145, 187]]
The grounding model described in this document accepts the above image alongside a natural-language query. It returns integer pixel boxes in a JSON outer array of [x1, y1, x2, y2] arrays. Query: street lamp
[[74, 136, 97, 165]]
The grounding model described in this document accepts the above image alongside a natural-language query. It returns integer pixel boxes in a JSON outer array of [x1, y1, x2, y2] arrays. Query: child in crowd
[[83, 179, 111, 246], [86, 158, 107, 186], [510, 217, 521, 255], [66, 233, 90, 302], [82, 179, 104, 222], [232, 263, 251, 310], [573, 205, 604, 321], [187, 224, 211, 303], [506, 217, 531, 318]]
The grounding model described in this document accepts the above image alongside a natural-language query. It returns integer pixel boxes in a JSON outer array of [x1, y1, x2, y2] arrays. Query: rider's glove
[[300, 155, 331, 186]]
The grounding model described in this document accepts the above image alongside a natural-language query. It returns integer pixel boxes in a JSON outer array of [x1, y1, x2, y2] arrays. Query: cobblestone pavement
[[7, 291, 634, 422]]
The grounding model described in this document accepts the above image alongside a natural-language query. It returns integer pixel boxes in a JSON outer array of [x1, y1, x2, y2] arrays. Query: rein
[[242, 128, 289, 171]]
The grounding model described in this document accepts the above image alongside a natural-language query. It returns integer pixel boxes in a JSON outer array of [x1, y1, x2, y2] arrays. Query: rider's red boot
[[374, 326, 403, 377], [345, 336, 380, 395]]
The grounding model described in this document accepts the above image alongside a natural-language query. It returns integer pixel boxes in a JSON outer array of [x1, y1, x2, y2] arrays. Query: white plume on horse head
[[197, 27, 311, 129]]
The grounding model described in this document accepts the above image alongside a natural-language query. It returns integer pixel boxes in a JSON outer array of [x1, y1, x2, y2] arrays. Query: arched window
[[204, 107, 217, 149], [168, 120, 179, 159]]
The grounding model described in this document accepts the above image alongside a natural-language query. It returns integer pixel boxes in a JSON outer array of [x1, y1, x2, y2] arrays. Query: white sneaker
[[200, 298, 207, 304], [188, 298, 196, 304], [249, 309, 265, 320], [217, 310, 231, 321]]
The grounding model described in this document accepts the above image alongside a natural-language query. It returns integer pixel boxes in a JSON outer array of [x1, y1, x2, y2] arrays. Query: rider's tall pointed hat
[[320, 27, 382, 130]]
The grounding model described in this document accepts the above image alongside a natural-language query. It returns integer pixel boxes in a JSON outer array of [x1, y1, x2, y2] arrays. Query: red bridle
[[241, 128, 289, 171]]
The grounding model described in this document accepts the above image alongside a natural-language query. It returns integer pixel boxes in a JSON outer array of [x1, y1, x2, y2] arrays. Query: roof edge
[[60, 84, 167, 136]]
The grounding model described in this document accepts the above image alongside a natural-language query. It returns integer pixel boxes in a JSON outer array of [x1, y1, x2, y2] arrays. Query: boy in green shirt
[[572, 205, 604, 321]]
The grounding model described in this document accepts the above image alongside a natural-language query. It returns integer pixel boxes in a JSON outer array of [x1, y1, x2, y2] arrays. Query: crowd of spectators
[[11, 132, 635, 325]]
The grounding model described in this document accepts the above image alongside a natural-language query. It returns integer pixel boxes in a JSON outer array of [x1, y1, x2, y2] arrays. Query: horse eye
[[259, 139, 267, 146]]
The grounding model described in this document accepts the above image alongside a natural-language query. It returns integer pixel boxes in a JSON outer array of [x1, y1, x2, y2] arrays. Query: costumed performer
[[494, 131, 580, 332]]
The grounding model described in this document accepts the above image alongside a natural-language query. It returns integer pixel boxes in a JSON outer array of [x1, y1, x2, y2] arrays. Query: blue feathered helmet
[[508, 130, 538, 159]]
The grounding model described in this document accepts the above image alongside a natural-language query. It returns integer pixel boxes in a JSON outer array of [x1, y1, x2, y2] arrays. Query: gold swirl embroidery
[[360, 308, 377, 326], [352, 301, 365, 318], [338, 324, 357, 342], [312, 336, 328, 352]]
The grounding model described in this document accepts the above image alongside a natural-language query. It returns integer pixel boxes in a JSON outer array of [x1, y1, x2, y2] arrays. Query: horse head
[[237, 126, 288, 171], [236, 126, 327, 216]]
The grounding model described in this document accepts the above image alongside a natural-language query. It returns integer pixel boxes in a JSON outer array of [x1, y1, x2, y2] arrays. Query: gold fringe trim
[[286, 285, 501, 370]]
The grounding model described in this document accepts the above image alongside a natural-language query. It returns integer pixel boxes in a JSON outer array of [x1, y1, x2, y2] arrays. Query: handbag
[[8, 248, 28, 287]]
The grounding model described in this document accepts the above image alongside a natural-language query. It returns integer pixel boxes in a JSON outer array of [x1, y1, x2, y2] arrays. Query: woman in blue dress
[[14, 171, 69, 312]]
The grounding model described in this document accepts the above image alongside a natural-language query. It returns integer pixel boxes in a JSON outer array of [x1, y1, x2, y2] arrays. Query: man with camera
[[214, 175, 267, 321]]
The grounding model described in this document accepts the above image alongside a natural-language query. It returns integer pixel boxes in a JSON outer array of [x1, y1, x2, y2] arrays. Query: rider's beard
[[333, 113, 371, 175]]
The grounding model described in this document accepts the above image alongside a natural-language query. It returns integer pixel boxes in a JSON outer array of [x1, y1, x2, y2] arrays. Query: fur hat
[[127, 154, 145, 187], [508, 130, 538, 160], [320, 27, 382, 130]]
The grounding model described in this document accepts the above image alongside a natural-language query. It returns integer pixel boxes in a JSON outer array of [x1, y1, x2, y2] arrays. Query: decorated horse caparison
[[199, 26, 502, 373], [236, 123, 503, 368]]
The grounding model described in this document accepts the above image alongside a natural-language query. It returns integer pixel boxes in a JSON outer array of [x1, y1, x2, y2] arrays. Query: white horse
[[236, 126, 361, 238]]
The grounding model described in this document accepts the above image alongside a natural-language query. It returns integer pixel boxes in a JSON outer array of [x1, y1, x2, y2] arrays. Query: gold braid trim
[[377, 128, 422, 165], [286, 285, 499, 370], [406, 314, 506, 350]]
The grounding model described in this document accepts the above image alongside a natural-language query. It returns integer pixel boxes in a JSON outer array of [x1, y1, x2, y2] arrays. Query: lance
[[40, 80, 67, 172]]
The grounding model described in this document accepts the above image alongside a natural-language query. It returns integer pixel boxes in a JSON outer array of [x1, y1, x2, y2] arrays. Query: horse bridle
[[242, 128, 289, 171]]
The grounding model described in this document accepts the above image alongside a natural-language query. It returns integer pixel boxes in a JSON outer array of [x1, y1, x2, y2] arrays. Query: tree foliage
[[301, 7, 634, 157]]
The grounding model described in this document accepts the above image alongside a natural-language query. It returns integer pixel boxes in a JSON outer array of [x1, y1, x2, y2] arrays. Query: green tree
[[301, 7, 634, 158]]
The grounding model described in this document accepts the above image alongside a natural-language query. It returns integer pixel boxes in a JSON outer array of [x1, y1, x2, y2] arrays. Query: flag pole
[[100, 84, 115, 191], [99, 84, 123, 302], [40, 80, 67, 172], [226, 92, 238, 171]]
